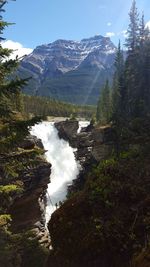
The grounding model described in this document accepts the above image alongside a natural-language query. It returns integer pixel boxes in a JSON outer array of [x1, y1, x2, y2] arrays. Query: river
[[31, 120, 89, 223]]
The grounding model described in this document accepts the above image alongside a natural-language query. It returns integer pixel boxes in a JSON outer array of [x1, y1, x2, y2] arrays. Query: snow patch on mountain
[[19, 35, 117, 99]]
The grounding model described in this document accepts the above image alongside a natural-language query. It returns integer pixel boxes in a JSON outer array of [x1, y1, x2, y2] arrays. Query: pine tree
[[112, 1, 150, 155], [125, 0, 139, 52], [125, 0, 140, 118], [139, 13, 146, 47], [96, 80, 111, 124], [112, 41, 125, 123], [111, 42, 126, 156], [0, 0, 27, 118], [125, 9, 150, 118], [0, 0, 40, 152], [139, 27, 150, 117]]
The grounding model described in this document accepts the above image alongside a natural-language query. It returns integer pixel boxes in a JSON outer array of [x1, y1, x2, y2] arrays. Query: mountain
[[19, 35, 117, 105]]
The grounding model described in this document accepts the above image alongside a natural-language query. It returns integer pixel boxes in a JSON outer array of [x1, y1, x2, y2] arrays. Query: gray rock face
[[54, 120, 114, 195], [54, 120, 113, 163], [19, 35, 116, 104], [8, 135, 51, 248], [19, 135, 44, 150], [22, 35, 116, 75], [55, 120, 79, 145]]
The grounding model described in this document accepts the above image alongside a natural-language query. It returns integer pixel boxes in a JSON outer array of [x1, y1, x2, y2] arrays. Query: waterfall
[[31, 121, 89, 223]]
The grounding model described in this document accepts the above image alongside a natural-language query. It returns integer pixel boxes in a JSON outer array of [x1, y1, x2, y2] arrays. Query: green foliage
[[88, 155, 150, 245], [0, 228, 49, 267], [23, 94, 96, 119], [125, 0, 140, 51], [20, 234, 49, 267], [50, 152, 150, 266], [111, 41, 125, 123], [124, 1, 150, 119], [105, 1, 150, 157], [96, 79, 111, 124], [20, 64, 114, 105], [0, 1, 42, 153], [0, 146, 45, 187], [0, 116, 42, 152], [0, 184, 23, 213], [0, 185, 22, 194], [0, 5, 49, 267], [0, 214, 12, 227], [48, 3, 150, 266]]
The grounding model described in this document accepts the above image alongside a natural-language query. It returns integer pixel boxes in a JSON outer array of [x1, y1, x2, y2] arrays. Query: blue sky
[[2, 0, 150, 55]]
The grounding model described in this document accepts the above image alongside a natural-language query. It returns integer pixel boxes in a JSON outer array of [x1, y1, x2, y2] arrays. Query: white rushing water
[[31, 121, 89, 223], [78, 120, 90, 133]]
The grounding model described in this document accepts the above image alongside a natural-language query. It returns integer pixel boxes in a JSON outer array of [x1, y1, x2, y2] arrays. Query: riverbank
[[46, 120, 150, 267], [46, 116, 89, 122], [0, 134, 51, 267]]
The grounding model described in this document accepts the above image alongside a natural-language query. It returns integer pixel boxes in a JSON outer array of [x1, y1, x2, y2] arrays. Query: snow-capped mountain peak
[[19, 35, 116, 104]]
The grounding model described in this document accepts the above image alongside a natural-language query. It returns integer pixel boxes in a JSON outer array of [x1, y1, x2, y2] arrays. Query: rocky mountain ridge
[[19, 35, 116, 104]]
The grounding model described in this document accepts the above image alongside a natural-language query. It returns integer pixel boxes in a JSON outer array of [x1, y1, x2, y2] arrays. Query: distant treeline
[[23, 94, 96, 119]]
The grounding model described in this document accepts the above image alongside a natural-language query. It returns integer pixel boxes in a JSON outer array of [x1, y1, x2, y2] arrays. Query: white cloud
[[107, 22, 112, 27], [105, 32, 115, 38], [116, 30, 128, 38], [1, 40, 33, 59], [121, 30, 128, 38], [145, 21, 150, 29]]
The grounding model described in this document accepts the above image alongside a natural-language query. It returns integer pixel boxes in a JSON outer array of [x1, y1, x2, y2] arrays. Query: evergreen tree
[[0, 0, 27, 118], [139, 28, 150, 117], [111, 1, 150, 155], [111, 42, 126, 156], [139, 13, 146, 47], [125, 0, 140, 118], [125, 0, 139, 52], [0, 0, 40, 152], [112, 41, 125, 122], [126, 9, 150, 118], [96, 80, 111, 124]]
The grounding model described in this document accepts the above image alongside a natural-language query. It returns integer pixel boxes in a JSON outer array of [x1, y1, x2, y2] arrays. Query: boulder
[[55, 120, 79, 146], [19, 135, 44, 150]]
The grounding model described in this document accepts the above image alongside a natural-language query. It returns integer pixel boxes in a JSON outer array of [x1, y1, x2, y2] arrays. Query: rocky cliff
[[0, 135, 51, 267], [10, 136, 51, 245], [55, 120, 113, 194], [55, 120, 113, 159]]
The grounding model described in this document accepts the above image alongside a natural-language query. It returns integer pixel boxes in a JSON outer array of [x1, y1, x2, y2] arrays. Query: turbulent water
[[78, 120, 90, 133], [31, 121, 89, 223]]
